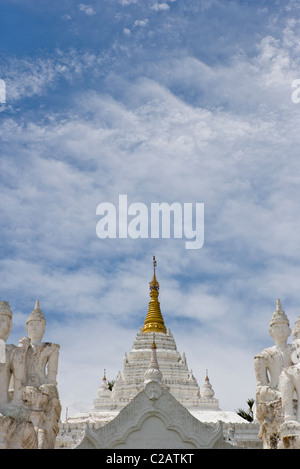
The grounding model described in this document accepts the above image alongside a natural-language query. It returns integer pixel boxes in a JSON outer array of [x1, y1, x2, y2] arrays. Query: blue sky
[[1, 0, 300, 417]]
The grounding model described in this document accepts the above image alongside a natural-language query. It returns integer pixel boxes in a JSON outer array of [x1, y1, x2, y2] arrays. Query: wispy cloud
[[151, 3, 170, 12], [78, 3, 96, 16]]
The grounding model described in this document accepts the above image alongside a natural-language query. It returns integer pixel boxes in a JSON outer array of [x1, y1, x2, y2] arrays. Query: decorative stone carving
[[144, 381, 163, 402], [0, 414, 37, 449], [76, 381, 233, 449], [0, 301, 37, 449], [22, 301, 61, 449], [254, 300, 300, 449]]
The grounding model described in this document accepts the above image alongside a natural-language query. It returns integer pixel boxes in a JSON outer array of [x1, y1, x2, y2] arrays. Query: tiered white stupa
[[94, 256, 219, 412], [57, 257, 260, 448]]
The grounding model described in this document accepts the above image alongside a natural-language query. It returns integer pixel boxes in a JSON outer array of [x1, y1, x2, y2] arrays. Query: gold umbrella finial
[[142, 256, 167, 334], [150, 255, 159, 291]]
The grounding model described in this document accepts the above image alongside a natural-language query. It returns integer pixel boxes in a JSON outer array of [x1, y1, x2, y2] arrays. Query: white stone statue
[[24, 301, 59, 387], [254, 299, 294, 449], [294, 315, 300, 340], [0, 301, 37, 449], [22, 300, 61, 449], [278, 316, 300, 448], [280, 339, 300, 423], [254, 300, 293, 403], [0, 302, 14, 411]]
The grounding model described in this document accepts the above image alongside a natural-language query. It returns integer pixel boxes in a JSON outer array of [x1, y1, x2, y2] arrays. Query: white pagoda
[[94, 256, 220, 414], [56, 257, 260, 448]]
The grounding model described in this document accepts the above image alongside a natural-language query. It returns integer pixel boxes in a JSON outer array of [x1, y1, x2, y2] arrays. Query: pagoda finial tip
[[142, 256, 166, 334], [149, 256, 159, 291]]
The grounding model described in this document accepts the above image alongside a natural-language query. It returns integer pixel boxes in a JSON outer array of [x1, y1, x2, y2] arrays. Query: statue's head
[[25, 300, 46, 344], [0, 301, 13, 342], [269, 299, 291, 345]]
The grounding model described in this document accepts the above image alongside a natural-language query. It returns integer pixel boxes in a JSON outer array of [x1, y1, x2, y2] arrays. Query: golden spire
[[142, 256, 167, 334]]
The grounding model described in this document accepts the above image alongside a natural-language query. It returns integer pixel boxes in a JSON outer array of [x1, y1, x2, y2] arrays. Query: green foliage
[[108, 380, 115, 391], [236, 398, 254, 422]]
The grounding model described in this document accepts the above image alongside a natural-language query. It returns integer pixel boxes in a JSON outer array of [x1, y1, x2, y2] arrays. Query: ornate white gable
[[77, 381, 232, 449]]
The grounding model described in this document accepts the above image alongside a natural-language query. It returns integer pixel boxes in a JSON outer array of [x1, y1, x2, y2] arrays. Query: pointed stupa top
[[142, 256, 167, 334], [201, 370, 215, 398], [144, 334, 163, 385], [26, 300, 45, 325], [97, 369, 111, 397], [270, 298, 289, 327]]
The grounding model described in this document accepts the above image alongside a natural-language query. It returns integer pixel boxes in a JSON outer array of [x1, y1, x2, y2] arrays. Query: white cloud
[[62, 14, 72, 21], [2, 51, 101, 103], [151, 3, 170, 12], [78, 3, 96, 16], [133, 19, 149, 28], [119, 0, 138, 5]]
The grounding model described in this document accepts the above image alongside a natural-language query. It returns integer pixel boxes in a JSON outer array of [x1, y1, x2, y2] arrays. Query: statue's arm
[[46, 344, 60, 384], [254, 354, 269, 386], [11, 337, 31, 402]]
